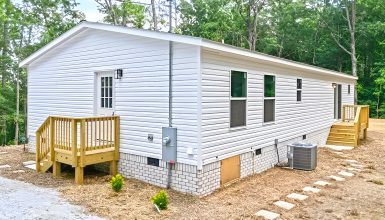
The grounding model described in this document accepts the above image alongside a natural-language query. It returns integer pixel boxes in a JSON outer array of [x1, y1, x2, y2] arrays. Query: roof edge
[[201, 39, 357, 81]]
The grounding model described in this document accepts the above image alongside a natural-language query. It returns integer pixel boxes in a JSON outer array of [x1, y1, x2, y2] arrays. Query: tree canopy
[[0, 0, 384, 145]]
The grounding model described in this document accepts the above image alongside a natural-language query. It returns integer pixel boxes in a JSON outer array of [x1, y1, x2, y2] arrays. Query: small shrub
[[111, 174, 124, 192], [151, 190, 169, 210]]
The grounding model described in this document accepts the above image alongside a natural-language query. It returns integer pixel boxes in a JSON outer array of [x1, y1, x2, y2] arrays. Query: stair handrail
[[353, 106, 362, 146], [36, 116, 51, 172]]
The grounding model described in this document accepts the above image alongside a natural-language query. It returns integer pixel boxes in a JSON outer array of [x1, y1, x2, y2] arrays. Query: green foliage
[[151, 190, 169, 210], [111, 174, 124, 192]]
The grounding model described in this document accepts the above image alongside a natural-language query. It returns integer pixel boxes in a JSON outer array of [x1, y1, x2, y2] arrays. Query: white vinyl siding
[[28, 29, 199, 165], [200, 50, 355, 165]]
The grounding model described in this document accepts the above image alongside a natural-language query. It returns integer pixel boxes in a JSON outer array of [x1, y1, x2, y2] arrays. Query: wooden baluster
[[98, 118, 101, 149]]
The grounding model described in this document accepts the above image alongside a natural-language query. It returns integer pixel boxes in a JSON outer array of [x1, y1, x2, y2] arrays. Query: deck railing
[[36, 116, 120, 172], [342, 105, 369, 146]]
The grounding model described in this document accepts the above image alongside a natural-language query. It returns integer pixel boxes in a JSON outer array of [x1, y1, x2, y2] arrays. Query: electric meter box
[[162, 127, 177, 162]]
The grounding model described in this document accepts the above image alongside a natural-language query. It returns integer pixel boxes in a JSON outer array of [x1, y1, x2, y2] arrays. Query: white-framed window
[[264, 75, 275, 123], [297, 78, 302, 102], [348, 85, 351, 94], [101, 76, 113, 109], [230, 70, 247, 128]]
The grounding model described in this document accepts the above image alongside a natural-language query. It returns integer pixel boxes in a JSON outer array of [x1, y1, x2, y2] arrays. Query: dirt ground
[[0, 119, 384, 220]]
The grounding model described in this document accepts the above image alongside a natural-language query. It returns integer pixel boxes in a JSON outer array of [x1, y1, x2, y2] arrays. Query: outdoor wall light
[[332, 83, 337, 88], [115, 69, 123, 79]]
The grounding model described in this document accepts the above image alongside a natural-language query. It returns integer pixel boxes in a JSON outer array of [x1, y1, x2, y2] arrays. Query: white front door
[[96, 72, 114, 116]]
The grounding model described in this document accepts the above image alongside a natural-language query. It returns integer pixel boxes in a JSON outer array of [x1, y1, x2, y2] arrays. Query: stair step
[[326, 140, 356, 147], [331, 125, 355, 129], [329, 132, 356, 137], [327, 136, 355, 141], [330, 128, 356, 132]]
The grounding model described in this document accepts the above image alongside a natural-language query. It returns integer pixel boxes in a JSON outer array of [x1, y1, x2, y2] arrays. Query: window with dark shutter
[[297, 79, 302, 102]]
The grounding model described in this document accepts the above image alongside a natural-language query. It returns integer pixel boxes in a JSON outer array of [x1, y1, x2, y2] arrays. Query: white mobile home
[[21, 22, 357, 196]]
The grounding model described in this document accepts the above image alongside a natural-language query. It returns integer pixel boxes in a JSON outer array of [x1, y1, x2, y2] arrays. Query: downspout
[[166, 0, 174, 189]]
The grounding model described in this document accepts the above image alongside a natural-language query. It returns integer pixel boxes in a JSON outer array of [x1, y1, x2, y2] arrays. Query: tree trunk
[[15, 72, 19, 145], [1, 20, 9, 96], [151, 0, 158, 30]]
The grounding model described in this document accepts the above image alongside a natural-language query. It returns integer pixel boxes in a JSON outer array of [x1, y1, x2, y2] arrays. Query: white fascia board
[[19, 24, 88, 67], [200, 40, 358, 81], [19, 21, 203, 67]]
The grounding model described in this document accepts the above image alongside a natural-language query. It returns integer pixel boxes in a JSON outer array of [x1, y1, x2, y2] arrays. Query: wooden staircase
[[327, 105, 369, 147], [36, 116, 120, 184]]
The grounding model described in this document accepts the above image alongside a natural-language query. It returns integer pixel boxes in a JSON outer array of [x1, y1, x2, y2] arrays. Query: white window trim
[[229, 70, 248, 129], [263, 74, 276, 125], [296, 78, 302, 103], [348, 84, 351, 95]]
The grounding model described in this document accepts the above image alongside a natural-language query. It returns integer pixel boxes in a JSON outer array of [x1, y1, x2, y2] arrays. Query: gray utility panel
[[162, 127, 177, 163], [287, 143, 317, 171]]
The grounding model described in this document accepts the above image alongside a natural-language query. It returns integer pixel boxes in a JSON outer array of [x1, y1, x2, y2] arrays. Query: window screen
[[264, 99, 275, 123], [230, 71, 247, 128], [101, 76, 113, 109], [231, 100, 246, 127]]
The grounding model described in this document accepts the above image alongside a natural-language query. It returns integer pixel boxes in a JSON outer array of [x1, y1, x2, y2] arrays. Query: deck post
[[49, 117, 55, 162], [53, 161, 61, 177], [110, 161, 117, 176], [114, 116, 120, 161], [36, 131, 41, 172], [71, 119, 78, 167], [80, 119, 86, 167], [75, 166, 84, 184]]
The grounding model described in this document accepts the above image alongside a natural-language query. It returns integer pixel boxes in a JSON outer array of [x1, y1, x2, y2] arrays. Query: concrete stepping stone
[[331, 151, 343, 155], [329, 175, 345, 181], [314, 180, 331, 186], [303, 186, 321, 193], [346, 159, 358, 163], [287, 193, 308, 201], [338, 171, 354, 177], [0, 164, 11, 169], [22, 161, 36, 166], [0, 152, 8, 155], [351, 163, 364, 168], [325, 145, 354, 151], [347, 167, 361, 172], [273, 200, 295, 210], [25, 164, 36, 170], [255, 210, 280, 220], [12, 170, 26, 173]]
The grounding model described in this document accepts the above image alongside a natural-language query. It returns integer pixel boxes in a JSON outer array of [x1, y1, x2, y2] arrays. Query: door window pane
[[231, 71, 247, 97], [231, 100, 246, 127], [100, 76, 113, 109], [264, 99, 275, 123], [264, 75, 275, 97]]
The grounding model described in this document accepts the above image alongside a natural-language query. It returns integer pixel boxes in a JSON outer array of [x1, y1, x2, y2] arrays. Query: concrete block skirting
[[118, 127, 330, 196]]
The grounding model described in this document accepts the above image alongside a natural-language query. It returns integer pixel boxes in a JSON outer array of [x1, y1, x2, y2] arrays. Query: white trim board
[[20, 22, 357, 81]]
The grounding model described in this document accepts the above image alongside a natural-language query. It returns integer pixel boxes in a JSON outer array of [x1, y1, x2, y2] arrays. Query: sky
[[76, 0, 104, 22]]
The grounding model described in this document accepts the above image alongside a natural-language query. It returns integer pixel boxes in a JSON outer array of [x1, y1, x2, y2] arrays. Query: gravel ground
[[0, 119, 384, 219], [0, 176, 102, 220]]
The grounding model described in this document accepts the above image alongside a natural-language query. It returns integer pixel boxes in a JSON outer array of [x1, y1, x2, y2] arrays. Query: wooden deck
[[35, 116, 120, 184], [327, 105, 369, 147]]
